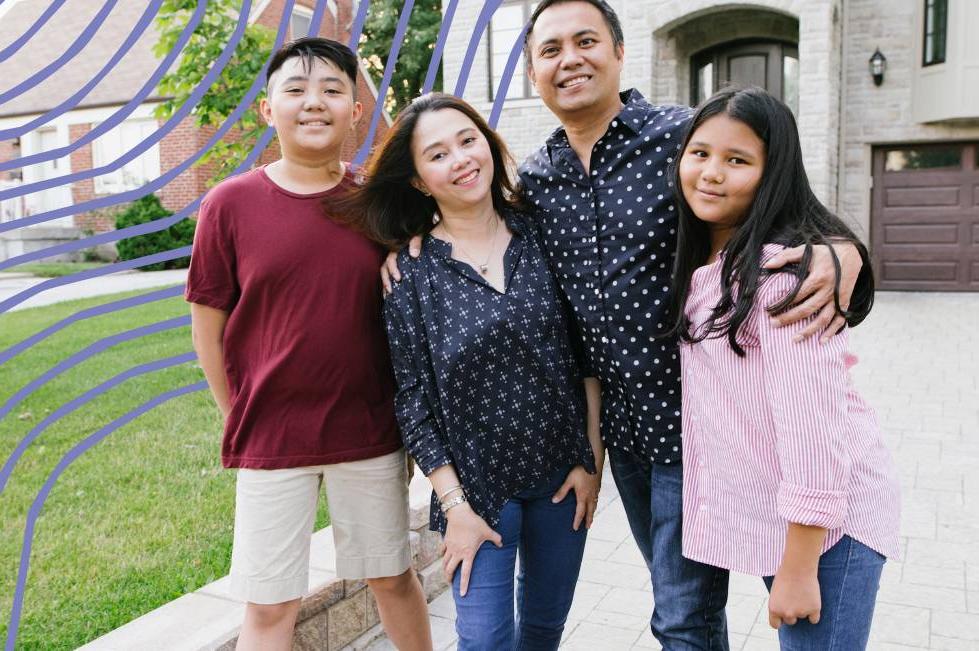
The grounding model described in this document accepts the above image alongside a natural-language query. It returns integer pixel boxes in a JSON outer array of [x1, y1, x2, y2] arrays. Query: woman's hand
[[552, 465, 601, 530], [768, 567, 821, 628], [441, 503, 502, 597], [764, 242, 862, 342]]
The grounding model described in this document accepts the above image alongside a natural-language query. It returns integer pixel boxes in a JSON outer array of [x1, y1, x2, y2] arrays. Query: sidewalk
[[0, 269, 188, 311], [355, 291, 979, 650]]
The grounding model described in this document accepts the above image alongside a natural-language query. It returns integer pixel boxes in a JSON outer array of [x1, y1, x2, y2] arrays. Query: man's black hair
[[523, 0, 624, 60], [266, 37, 359, 96]]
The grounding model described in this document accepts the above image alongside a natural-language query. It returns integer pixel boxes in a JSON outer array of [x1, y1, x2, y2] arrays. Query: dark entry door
[[692, 40, 799, 111], [871, 143, 979, 291]]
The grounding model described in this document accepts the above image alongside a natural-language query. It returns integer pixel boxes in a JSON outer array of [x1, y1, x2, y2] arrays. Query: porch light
[[869, 48, 887, 86]]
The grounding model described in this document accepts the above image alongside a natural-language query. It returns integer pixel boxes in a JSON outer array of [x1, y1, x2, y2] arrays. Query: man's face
[[526, 1, 624, 120], [260, 56, 362, 157]]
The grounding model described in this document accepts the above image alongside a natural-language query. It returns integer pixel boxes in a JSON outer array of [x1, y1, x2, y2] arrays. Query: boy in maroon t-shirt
[[186, 38, 432, 650]]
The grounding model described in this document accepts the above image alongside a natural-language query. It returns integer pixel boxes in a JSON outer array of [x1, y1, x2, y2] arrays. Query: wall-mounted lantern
[[869, 48, 887, 86]]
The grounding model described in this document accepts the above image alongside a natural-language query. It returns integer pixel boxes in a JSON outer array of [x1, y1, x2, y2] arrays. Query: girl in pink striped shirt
[[668, 86, 901, 649]]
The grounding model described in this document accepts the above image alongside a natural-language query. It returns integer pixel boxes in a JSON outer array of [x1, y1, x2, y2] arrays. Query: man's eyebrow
[[420, 128, 478, 155], [537, 28, 600, 48]]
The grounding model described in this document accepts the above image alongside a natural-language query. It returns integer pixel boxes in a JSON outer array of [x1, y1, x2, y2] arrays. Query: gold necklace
[[442, 214, 501, 275]]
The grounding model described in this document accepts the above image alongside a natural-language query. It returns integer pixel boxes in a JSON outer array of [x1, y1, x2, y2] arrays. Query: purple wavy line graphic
[[0, 0, 67, 63], [422, 0, 459, 94], [453, 0, 504, 97], [0, 285, 185, 367], [0, 352, 198, 493], [0, 0, 120, 105], [347, 0, 371, 49], [0, 0, 205, 161], [489, 22, 530, 128], [0, 0, 254, 208], [354, 0, 416, 166], [5, 381, 209, 650]]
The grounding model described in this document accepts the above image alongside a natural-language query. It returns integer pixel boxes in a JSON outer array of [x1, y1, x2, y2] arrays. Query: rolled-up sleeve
[[758, 274, 851, 530], [383, 277, 453, 475]]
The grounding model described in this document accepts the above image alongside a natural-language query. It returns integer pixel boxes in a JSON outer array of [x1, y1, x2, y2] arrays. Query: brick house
[[0, 0, 388, 262], [445, 0, 979, 291]]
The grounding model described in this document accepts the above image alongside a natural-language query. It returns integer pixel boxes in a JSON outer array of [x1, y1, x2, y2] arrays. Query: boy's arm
[[190, 303, 231, 420]]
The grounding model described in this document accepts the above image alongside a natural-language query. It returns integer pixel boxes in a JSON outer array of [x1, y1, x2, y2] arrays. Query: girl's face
[[410, 108, 495, 213], [679, 113, 765, 232]]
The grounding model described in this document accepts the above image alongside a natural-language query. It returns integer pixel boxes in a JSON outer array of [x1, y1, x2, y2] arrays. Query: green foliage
[[359, 0, 444, 115], [114, 195, 194, 271], [153, 0, 276, 186]]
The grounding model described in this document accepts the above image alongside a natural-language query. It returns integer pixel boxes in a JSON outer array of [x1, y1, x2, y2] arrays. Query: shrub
[[114, 195, 194, 271]]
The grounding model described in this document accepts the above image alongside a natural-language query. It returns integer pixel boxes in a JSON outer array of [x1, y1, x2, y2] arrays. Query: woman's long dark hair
[[667, 86, 874, 356], [334, 92, 523, 249]]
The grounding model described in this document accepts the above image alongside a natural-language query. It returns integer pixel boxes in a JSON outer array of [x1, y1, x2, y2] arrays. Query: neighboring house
[[444, 0, 979, 291], [0, 0, 388, 262]]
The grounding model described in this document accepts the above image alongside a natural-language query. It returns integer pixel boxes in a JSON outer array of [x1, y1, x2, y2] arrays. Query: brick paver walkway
[[356, 291, 979, 650]]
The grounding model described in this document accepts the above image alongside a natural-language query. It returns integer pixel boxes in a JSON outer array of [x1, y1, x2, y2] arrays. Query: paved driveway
[[358, 291, 979, 650]]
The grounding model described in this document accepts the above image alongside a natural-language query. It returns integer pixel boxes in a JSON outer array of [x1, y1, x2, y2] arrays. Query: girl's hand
[[441, 503, 502, 597], [768, 567, 821, 628], [552, 465, 601, 530]]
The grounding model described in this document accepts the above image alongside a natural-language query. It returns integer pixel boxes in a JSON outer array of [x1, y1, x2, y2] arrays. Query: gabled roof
[[0, 0, 165, 119]]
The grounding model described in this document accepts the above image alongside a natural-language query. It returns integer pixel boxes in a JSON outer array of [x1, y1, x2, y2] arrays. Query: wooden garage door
[[871, 143, 979, 291]]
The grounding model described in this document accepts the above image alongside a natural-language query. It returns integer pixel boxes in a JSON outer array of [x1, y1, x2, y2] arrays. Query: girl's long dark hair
[[667, 86, 874, 356], [333, 92, 522, 249]]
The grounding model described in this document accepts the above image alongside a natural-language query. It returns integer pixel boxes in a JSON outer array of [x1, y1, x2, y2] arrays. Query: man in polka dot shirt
[[384, 1, 868, 647]]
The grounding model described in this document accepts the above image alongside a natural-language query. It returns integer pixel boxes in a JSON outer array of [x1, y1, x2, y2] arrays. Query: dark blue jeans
[[451, 472, 587, 651], [608, 447, 730, 650], [763, 535, 885, 650]]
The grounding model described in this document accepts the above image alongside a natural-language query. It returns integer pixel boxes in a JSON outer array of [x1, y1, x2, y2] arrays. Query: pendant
[[479, 265, 488, 274]]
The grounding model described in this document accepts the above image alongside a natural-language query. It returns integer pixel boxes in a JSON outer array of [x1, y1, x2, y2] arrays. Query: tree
[[359, 0, 443, 115], [153, 0, 275, 186]]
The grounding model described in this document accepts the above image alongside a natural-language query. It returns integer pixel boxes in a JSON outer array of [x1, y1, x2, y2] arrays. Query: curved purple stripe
[[0, 246, 191, 315], [0, 0, 67, 63], [0, 0, 204, 159], [353, 0, 415, 166], [488, 23, 530, 128], [347, 0, 371, 49], [0, 316, 190, 426], [422, 0, 459, 94], [5, 380, 209, 650], [452, 0, 504, 97], [0, 0, 119, 105], [0, 285, 184, 367], [0, 352, 198, 493], [0, 0, 256, 206], [304, 0, 330, 37]]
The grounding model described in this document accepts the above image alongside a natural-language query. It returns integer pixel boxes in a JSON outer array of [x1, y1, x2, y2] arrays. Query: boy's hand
[[768, 567, 821, 628], [764, 242, 862, 343], [380, 236, 424, 294]]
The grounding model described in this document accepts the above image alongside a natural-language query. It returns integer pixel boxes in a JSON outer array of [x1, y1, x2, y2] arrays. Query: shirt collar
[[422, 206, 525, 261], [545, 89, 650, 162]]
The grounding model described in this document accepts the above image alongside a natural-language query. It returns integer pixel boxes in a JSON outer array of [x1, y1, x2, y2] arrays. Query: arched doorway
[[691, 39, 799, 113]]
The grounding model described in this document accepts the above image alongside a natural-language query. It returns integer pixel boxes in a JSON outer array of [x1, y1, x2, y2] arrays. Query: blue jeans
[[452, 472, 587, 651], [762, 535, 885, 650], [608, 447, 729, 650]]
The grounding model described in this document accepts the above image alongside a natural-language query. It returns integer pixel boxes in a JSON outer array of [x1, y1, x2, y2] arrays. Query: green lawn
[[0, 289, 328, 649], [9, 262, 109, 278]]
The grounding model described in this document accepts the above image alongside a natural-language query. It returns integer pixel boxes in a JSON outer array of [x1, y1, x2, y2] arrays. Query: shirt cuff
[[411, 447, 453, 477], [776, 480, 847, 529]]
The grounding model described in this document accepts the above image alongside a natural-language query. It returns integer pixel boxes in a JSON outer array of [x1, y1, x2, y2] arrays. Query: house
[[0, 0, 388, 262], [442, 0, 979, 291]]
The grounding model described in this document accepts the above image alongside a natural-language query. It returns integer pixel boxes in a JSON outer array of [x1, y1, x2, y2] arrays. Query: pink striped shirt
[[679, 245, 901, 577]]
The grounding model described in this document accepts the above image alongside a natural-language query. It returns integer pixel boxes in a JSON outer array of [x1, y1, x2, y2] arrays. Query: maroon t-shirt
[[185, 166, 402, 469]]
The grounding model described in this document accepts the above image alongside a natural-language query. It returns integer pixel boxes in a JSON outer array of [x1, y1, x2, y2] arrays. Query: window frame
[[922, 0, 948, 67], [487, 0, 537, 101], [92, 119, 162, 196], [290, 5, 315, 39]]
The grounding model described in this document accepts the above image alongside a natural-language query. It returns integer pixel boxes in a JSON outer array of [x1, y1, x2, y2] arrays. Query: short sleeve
[[185, 197, 239, 312]]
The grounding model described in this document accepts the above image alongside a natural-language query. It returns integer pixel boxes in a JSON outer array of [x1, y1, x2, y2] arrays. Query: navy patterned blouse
[[518, 89, 693, 466], [383, 209, 596, 534]]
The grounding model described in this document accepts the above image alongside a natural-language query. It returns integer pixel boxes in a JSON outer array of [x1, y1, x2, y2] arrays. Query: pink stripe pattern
[[679, 244, 901, 577]]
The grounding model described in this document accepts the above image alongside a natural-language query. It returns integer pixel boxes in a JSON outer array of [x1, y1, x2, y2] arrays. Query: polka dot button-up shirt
[[518, 89, 693, 466], [384, 210, 596, 534]]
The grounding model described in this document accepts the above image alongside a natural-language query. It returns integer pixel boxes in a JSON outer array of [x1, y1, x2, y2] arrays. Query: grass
[[0, 289, 328, 649], [8, 263, 109, 278]]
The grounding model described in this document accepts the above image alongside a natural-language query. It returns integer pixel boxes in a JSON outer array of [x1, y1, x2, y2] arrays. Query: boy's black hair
[[667, 86, 875, 357], [266, 37, 359, 96], [523, 0, 624, 60]]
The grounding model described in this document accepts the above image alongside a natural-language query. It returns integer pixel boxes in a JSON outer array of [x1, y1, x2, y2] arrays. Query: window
[[691, 41, 799, 115], [92, 120, 161, 195], [884, 146, 961, 171], [923, 0, 947, 66], [291, 6, 314, 39], [487, 1, 538, 101]]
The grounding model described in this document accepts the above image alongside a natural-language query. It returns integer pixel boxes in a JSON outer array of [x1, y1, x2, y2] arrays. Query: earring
[[432, 213, 440, 224]]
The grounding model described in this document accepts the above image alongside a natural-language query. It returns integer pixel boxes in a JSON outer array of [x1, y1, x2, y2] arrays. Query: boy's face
[[260, 56, 362, 158]]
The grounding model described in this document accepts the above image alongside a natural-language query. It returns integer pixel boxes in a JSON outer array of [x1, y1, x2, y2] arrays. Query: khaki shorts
[[229, 449, 412, 604]]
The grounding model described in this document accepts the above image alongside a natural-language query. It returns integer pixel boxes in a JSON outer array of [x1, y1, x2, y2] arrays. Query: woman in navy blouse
[[342, 93, 603, 651]]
